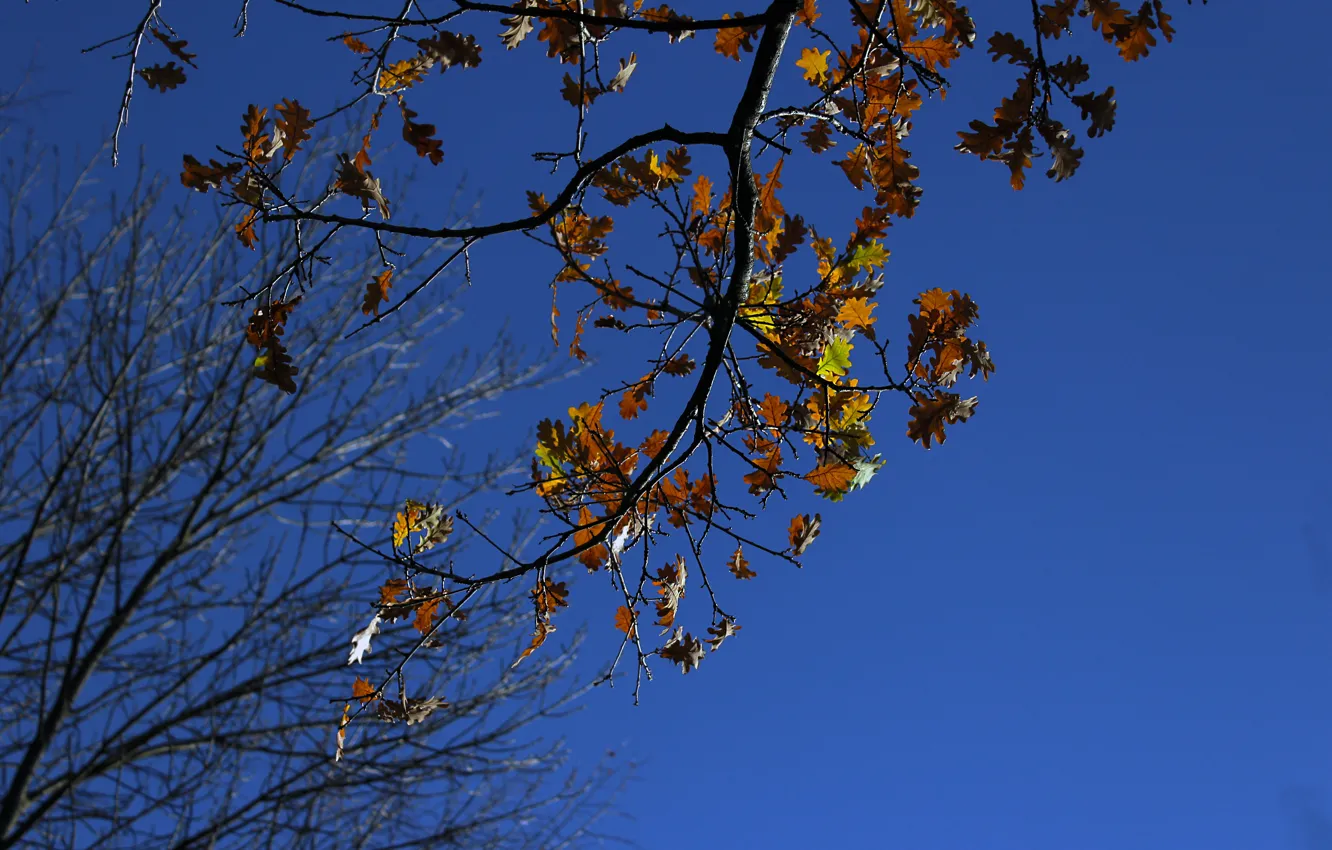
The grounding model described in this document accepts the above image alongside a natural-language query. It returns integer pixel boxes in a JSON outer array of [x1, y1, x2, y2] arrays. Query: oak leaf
[[274, 98, 315, 163], [362, 269, 393, 316], [151, 28, 198, 67], [789, 513, 821, 556], [352, 676, 377, 704], [613, 605, 637, 636], [805, 462, 857, 497], [139, 63, 186, 91], [705, 619, 740, 651], [659, 627, 704, 674], [727, 545, 756, 580], [796, 48, 830, 85]]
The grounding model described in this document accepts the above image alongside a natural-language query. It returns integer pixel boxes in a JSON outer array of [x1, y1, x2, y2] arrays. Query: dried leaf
[[727, 545, 756, 579], [789, 513, 821, 556], [139, 63, 187, 92]]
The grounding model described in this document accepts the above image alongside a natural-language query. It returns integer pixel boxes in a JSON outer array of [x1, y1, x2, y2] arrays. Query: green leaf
[[846, 240, 888, 272], [816, 338, 852, 380]]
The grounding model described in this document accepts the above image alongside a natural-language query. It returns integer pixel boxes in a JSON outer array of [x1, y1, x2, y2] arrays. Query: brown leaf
[[335, 154, 390, 218], [613, 605, 637, 636], [512, 621, 555, 667], [400, 101, 444, 164], [139, 63, 186, 92], [343, 33, 373, 54], [378, 579, 409, 606], [274, 98, 315, 163], [714, 13, 758, 61], [661, 353, 695, 376], [788, 512, 821, 556], [362, 269, 393, 316], [1071, 86, 1117, 137], [181, 155, 240, 192], [234, 210, 259, 250], [413, 595, 441, 634], [531, 579, 569, 617], [151, 28, 198, 67], [727, 545, 756, 579], [705, 618, 740, 651], [659, 627, 704, 673]]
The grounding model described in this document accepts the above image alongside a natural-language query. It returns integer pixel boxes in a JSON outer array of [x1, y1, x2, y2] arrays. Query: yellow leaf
[[795, 48, 830, 85]]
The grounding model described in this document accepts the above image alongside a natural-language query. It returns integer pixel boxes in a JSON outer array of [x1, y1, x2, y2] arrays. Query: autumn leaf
[[234, 210, 259, 250], [378, 579, 409, 606], [352, 676, 378, 704], [413, 595, 441, 634], [151, 28, 198, 67], [727, 545, 756, 579], [613, 605, 637, 636], [274, 98, 315, 163], [512, 621, 555, 668], [986, 32, 1034, 66], [659, 627, 704, 673], [400, 101, 444, 164], [906, 392, 977, 448], [816, 338, 852, 380], [837, 297, 878, 341], [379, 56, 429, 92], [181, 156, 240, 192], [714, 13, 757, 61], [532, 579, 569, 617], [362, 269, 393, 316], [805, 462, 857, 497], [789, 513, 821, 556], [1072, 86, 1117, 137], [705, 619, 740, 651], [608, 52, 638, 91], [343, 33, 373, 54], [335, 703, 351, 761], [348, 613, 382, 665], [903, 37, 961, 70], [335, 154, 390, 218], [796, 48, 830, 85], [139, 63, 186, 92], [758, 393, 788, 430], [796, 0, 820, 27]]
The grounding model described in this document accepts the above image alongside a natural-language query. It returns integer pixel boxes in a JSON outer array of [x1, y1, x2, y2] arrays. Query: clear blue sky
[[6, 3, 1331, 848]]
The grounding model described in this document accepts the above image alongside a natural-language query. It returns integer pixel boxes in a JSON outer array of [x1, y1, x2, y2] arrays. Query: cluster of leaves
[[110, 0, 1206, 730]]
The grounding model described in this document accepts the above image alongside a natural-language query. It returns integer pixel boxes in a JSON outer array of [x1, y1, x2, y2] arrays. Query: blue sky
[[6, 2, 1331, 848]]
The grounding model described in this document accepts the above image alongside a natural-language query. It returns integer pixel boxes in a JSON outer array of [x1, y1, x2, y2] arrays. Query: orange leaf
[[804, 462, 856, 496], [727, 545, 756, 579], [512, 621, 555, 668], [362, 269, 393, 316], [275, 98, 315, 163], [796, 0, 820, 27], [352, 676, 378, 704], [413, 596, 441, 634], [903, 36, 961, 70], [788, 513, 821, 556], [343, 33, 373, 54], [379, 579, 409, 606], [758, 393, 788, 430], [240, 104, 272, 163], [613, 606, 637, 635], [234, 209, 259, 250], [836, 297, 877, 340]]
